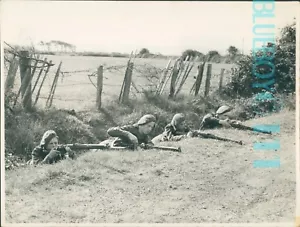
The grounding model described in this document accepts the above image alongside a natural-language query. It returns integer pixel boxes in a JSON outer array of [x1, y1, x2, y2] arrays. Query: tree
[[44, 40, 76, 53], [275, 21, 296, 93], [181, 49, 204, 61], [207, 50, 220, 61], [227, 46, 239, 57], [207, 50, 219, 56], [222, 21, 296, 98], [139, 48, 150, 55]]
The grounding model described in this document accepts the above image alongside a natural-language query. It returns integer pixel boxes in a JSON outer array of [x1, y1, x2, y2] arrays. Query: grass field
[[5, 109, 295, 223], [7, 55, 234, 111], [4, 53, 296, 224]]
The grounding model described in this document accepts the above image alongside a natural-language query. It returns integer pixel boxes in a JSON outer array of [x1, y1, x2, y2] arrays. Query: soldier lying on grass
[[199, 112, 272, 135], [199, 113, 234, 130], [152, 113, 243, 145], [199, 105, 244, 130], [152, 113, 191, 144], [28, 130, 75, 165], [102, 114, 156, 150]]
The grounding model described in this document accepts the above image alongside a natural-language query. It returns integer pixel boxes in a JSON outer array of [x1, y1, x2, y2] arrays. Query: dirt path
[[5, 110, 296, 223]]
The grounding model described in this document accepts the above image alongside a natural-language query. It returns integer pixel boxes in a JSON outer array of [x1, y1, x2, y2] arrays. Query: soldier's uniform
[[152, 113, 190, 144], [199, 113, 223, 130], [102, 114, 156, 150], [199, 113, 241, 130], [28, 130, 75, 165]]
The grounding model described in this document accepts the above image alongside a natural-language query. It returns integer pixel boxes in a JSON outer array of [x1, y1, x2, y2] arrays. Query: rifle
[[114, 144, 182, 152], [142, 145, 181, 152], [193, 131, 243, 145], [62, 143, 110, 150], [60, 143, 181, 152], [228, 122, 272, 135]]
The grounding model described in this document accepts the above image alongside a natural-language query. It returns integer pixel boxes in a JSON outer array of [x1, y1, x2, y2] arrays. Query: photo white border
[[0, 1, 299, 227], [0, 223, 298, 227], [295, 3, 300, 227], [1, 0, 7, 225]]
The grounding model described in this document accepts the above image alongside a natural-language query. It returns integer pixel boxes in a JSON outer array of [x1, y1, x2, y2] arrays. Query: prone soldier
[[103, 114, 157, 150], [28, 130, 76, 165], [151, 113, 190, 144], [199, 112, 234, 130], [199, 105, 272, 134], [152, 112, 243, 145]]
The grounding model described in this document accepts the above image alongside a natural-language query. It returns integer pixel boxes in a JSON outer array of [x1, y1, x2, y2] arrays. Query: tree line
[[138, 46, 242, 63], [38, 40, 76, 53]]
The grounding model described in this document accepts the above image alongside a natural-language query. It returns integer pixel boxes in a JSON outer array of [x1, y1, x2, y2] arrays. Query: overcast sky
[[1, 1, 297, 55]]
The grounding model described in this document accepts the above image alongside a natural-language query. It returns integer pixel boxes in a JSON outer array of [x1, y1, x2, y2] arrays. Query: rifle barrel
[[230, 123, 272, 134], [196, 132, 243, 145], [65, 144, 109, 150], [62, 144, 181, 152], [152, 145, 181, 152]]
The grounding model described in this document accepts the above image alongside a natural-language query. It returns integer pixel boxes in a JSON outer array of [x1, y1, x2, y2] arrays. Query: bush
[[222, 21, 296, 98]]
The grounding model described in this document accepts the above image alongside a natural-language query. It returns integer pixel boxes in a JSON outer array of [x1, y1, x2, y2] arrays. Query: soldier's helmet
[[199, 113, 215, 130], [216, 105, 233, 117]]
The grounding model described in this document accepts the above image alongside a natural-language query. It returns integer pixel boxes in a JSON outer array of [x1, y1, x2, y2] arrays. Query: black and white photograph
[[1, 1, 299, 225]]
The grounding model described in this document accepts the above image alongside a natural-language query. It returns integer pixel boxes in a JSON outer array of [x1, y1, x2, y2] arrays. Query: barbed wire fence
[[4, 42, 236, 112]]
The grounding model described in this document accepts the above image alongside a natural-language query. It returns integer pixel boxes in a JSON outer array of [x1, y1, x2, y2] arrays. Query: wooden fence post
[[48, 62, 62, 108], [156, 59, 171, 94], [119, 52, 134, 103], [175, 56, 188, 87], [122, 62, 133, 103], [23, 55, 40, 106], [19, 51, 32, 110], [34, 60, 52, 106], [219, 68, 225, 91], [5, 55, 19, 92], [190, 82, 196, 94], [131, 81, 140, 93], [46, 61, 62, 108], [194, 63, 205, 96], [96, 65, 103, 110], [175, 57, 196, 97], [204, 63, 212, 97], [168, 64, 179, 99], [32, 58, 47, 94]]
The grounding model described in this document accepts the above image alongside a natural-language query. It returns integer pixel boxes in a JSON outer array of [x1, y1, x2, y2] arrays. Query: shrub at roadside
[[222, 22, 296, 98]]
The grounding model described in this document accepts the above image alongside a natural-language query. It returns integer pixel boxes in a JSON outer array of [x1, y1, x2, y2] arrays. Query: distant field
[[7, 55, 234, 111]]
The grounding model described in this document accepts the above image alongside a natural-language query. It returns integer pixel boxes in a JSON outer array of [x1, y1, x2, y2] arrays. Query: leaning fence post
[[19, 51, 32, 110], [156, 59, 171, 94], [48, 62, 62, 108], [204, 64, 212, 97], [23, 55, 40, 107], [5, 55, 19, 92], [32, 58, 47, 94], [34, 60, 52, 106], [19, 51, 30, 96], [168, 63, 179, 99], [47, 61, 62, 108], [96, 65, 103, 110], [122, 62, 133, 103], [194, 63, 205, 96], [219, 68, 225, 91]]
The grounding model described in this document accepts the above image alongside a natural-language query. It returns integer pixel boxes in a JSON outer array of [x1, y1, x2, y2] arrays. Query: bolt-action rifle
[[192, 131, 243, 145], [141, 144, 181, 152], [228, 121, 272, 135], [59, 143, 181, 152]]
